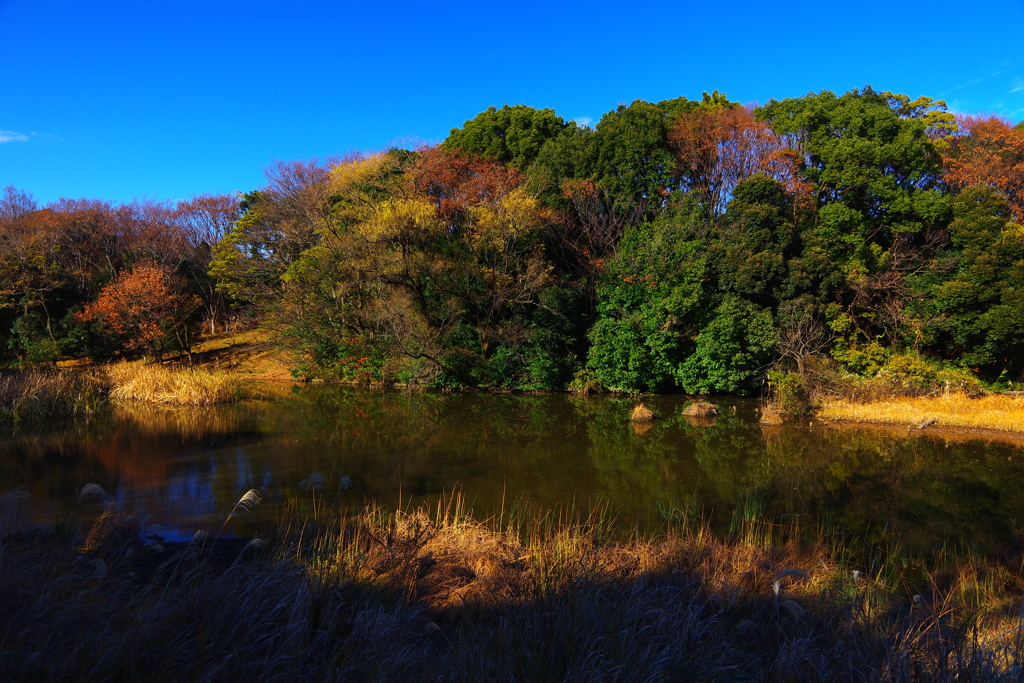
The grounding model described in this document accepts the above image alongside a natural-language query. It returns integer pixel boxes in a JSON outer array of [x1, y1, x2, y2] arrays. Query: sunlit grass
[[106, 362, 243, 405], [0, 363, 248, 424], [819, 392, 1024, 433]]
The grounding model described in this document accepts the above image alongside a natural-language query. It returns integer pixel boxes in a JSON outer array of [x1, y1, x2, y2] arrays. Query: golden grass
[[189, 328, 297, 380], [682, 401, 718, 418], [630, 401, 655, 421], [759, 401, 785, 425], [105, 362, 242, 406], [818, 391, 1024, 433]]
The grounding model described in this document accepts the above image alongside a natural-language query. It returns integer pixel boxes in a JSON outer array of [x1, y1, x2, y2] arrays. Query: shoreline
[[4, 499, 1024, 681], [815, 392, 1024, 438], [816, 416, 1024, 447]]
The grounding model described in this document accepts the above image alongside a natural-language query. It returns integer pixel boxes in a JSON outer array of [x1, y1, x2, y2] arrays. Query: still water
[[2, 386, 1023, 558]]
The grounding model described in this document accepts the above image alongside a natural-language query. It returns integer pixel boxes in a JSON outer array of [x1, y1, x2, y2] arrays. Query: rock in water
[[78, 483, 107, 505]]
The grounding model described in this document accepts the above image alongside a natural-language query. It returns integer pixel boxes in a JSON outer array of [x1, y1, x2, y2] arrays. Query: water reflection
[[1, 387, 1022, 558]]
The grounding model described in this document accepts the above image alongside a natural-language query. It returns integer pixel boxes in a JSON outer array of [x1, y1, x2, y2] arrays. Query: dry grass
[[760, 401, 785, 425], [0, 369, 110, 424], [189, 328, 297, 380], [105, 362, 243, 406], [0, 363, 247, 424], [819, 392, 1024, 433], [4, 493, 1024, 681], [629, 401, 655, 421], [683, 401, 719, 418]]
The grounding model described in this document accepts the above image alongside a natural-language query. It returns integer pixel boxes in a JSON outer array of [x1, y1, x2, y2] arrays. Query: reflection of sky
[[108, 456, 220, 539]]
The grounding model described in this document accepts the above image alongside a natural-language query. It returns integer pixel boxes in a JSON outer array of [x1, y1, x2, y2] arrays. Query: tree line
[[3, 87, 1023, 394]]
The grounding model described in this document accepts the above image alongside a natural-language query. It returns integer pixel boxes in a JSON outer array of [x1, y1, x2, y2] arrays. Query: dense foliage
[[3, 87, 1023, 393]]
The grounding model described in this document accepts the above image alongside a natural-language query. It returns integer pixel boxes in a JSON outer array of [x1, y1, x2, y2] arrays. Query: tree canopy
[[3, 88, 1023, 392]]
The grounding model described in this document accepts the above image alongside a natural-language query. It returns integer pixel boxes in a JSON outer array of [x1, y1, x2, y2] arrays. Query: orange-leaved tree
[[943, 115, 1024, 221], [78, 261, 201, 362], [669, 106, 809, 217]]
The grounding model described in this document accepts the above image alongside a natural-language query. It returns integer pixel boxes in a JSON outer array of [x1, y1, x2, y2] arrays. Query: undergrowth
[[764, 352, 1024, 433]]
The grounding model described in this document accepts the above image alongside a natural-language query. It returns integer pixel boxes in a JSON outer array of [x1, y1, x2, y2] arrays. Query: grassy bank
[[3, 495, 1024, 681], [819, 392, 1024, 433], [766, 353, 1024, 435], [0, 369, 110, 424], [0, 363, 245, 425]]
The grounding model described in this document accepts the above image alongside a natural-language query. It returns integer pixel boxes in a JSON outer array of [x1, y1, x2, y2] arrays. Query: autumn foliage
[[668, 106, 808, 216], [78, 262, 200, 360], [4, 88, 1024, 390], [412, 146, 524, 223], [943, 115, 1024, 221]]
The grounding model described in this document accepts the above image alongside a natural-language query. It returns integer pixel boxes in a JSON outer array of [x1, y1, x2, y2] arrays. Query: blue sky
[[3, 0, 1023, 206]]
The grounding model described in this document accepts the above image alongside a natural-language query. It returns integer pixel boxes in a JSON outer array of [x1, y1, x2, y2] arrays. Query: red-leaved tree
[[669, 106, 809, 217], [943, 115, 1024, 221], [78, 262, 200, 361]]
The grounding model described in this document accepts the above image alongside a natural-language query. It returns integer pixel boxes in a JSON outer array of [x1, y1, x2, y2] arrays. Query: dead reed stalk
[[3, 494, 1024, 681]]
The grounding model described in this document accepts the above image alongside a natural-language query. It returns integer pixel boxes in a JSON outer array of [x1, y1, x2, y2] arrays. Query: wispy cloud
[[939, 58, 1023, 98], [572, 116, 594, 128], [1010, 77, 1024, 94], [0, 129, 29, 143]]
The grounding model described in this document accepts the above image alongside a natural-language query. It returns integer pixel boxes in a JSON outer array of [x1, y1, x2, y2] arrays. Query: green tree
[[713, 174, 801, 306], [209, 159, 336, 315], [444, 104, 569, 170], [677, 297, 775, 395], [586, 200, 709, 392], [590, 96, 697, 216], [758, 88, 950, 252], [757, 88, 954, 349], [923, 185, 1024, 379]]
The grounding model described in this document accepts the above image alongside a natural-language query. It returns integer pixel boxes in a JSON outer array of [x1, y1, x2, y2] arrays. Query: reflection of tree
[[6, 390, 1024, 562], [750, 425, 1024, 557], [574, 396, 696, 518]]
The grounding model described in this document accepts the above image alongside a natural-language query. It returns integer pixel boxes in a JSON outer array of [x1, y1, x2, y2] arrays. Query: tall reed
[[0, 369, 110, 425], [105, 362, 242, 405]]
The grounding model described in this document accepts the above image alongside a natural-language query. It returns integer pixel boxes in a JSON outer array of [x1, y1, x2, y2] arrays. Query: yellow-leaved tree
[[281, 147, 552, 385]]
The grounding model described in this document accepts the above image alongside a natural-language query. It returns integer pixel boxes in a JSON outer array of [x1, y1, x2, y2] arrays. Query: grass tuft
[[0, 363, 246, 426], [0, 369, 110, 425]]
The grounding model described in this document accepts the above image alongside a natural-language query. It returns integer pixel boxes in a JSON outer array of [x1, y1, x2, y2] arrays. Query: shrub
[[873, 352, 985, 398], [567, 369, 604, 395], [767, 370, 812, 417], [677, 298, 775, 396]]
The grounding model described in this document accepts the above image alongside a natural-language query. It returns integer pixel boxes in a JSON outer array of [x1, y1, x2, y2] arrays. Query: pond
[[2, 385, 1023, 564]]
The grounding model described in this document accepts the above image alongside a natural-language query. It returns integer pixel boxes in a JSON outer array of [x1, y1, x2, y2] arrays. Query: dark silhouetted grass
[[2, 493, 1024, 681]]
